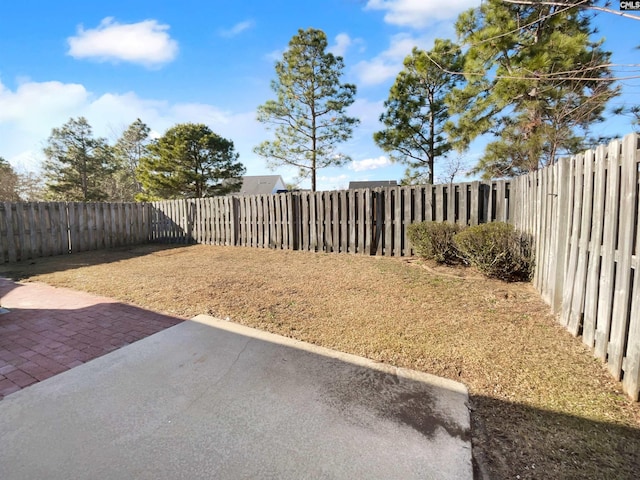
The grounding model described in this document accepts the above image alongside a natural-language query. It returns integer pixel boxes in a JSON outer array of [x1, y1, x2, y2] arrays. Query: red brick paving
[[0, 277, 183, 400]]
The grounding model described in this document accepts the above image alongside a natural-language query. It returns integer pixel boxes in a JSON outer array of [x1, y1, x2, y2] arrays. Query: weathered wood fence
[[512, 133, 640, 400], [1, 182, 510, 262], [150, 181, 511, 255], [0, 202, 150, 263]]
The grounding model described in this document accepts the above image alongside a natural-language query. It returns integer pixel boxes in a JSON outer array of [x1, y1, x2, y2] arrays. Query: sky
[[1, 0, 639, 191]]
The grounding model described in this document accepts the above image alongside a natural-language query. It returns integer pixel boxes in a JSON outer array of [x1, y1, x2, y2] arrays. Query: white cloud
[[0, 80, 89, 125], [349, 156, 392, 172], [264, 49, 284, 63], [330, 33, 352, 57], [0, 80, 92, 169], [67, 17, 178, 67], [0, 78, 271, 174], [365, 0, 479, 28], [219, 20, 255, 38], [353, 33, 433, 86]]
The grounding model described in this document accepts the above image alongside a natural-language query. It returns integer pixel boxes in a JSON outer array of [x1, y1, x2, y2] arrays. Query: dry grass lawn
[[1, 244, 639, 479]]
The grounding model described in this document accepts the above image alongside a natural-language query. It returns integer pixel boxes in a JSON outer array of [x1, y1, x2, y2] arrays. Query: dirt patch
[[1, 244, 638, 480]]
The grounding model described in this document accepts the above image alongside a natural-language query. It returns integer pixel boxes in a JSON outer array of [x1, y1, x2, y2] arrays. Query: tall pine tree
[[446, 0, 619, 178], [374, 40, 464, 185], [105, 119, 150, 201], [254, 28, 359, 191], [43, 117, 114, 201]]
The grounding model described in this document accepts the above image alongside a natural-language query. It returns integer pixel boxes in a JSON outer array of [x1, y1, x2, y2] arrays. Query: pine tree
[[43, 117, 114, 201], [374, 41, 463, 185], [446, 0, 619, 178], [137, 123, 245, 200], [105, 119, 150, 201], [0, 158, 20, 201], [255, 28, 359, 191]]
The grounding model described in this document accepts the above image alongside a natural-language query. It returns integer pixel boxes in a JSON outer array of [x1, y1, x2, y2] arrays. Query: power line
[[499, 0, 640, 22], [422, 1, 640, 82]]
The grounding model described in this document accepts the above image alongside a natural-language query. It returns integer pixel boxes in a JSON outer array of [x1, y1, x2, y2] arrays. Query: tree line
[[254, 1, 634, 186], [1, 0, 636, 201], [1, 119, 245, 202]]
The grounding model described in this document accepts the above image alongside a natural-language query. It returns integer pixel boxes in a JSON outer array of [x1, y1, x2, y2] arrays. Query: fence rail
[[512, 133, 640, 400]]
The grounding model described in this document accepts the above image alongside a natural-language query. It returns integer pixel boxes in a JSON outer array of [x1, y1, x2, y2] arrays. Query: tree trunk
[[429, 102, 435, 185]]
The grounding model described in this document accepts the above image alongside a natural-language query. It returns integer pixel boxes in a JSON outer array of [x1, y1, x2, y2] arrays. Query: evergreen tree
[[15, 171, 45, 201], [255, 28, 359, 191], [137, 123, 245, 200], [0, 157, 20, 201], [375, 41, 463, 185], [43, 117, 114, 201], [105, 119, 150, 201], [446, 0, 619, 178]]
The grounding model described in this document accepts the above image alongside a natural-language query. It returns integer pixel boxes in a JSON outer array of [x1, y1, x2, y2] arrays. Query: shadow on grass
[[470, 393, 640, 480], [0, 243, 189, 282]]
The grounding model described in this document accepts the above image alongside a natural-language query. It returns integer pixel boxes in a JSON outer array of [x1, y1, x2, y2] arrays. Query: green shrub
[[454, 222, 534, 281], [407, 221, 464, 264]]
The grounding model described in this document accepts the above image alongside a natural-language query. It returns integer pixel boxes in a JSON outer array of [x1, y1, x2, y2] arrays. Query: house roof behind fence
[[235, 176, 286, 195]]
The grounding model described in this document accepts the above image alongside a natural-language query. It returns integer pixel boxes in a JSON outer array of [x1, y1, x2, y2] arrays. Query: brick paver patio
[[0, 278, 183, 399]]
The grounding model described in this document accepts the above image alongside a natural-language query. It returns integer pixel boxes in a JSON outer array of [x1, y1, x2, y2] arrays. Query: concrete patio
[[0, 280, 472, 479]]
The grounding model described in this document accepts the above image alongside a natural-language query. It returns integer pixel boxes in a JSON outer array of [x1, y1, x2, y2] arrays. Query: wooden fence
[[0, 202, 150, 263], [512, 133, 640, 400], [150, 180, 511, 255], [1, 182, 510, 262]]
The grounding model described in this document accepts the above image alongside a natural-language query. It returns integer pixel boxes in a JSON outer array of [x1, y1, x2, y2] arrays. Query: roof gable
[[237, 176, 286, 195]]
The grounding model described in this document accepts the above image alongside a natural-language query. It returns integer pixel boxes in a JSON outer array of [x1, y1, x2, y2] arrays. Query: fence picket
[[335, 192, 341, 252], [567, 150, 596, 336], [552, 158, 573, 313], [595, 140, 622, 361], [622, 169, 640, 399], [434, 185, 444, 222], [607, 134, 638, 379], [560, 155, 584, 327], [542, 167, 556, 304]]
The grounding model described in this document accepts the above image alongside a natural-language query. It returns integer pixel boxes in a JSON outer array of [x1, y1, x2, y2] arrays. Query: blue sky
[[1, 0, 638, 190]]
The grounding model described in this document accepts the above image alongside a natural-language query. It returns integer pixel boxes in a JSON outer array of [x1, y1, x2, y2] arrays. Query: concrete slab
[[0, 315, 472, 480]]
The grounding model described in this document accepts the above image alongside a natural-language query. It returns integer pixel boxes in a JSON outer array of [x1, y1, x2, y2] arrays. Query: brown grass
[[1, 244, 638, 479]]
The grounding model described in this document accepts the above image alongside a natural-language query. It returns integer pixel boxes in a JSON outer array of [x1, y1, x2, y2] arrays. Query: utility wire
[[423, 0, 640, 82], [499, 0, 640, 22]]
